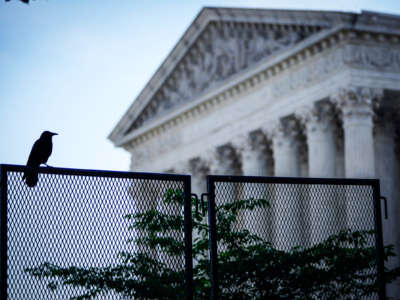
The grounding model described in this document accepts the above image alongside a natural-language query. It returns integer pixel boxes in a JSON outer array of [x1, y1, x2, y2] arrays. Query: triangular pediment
[[109, 7, 361, 144], [129, 22, 317, 131]]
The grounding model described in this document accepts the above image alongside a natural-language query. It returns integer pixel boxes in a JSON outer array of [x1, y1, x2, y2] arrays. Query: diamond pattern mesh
[[2, 167, 190, 300], [213, 182, 375, 249], [1, 167, 384, 300], [210, 177, 380, 300]]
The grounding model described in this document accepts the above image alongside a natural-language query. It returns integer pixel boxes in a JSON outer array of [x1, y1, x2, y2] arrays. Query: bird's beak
[[52, 132, 58, 136]]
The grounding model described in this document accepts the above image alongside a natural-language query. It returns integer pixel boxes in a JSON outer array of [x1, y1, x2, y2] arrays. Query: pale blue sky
[[1, 0, 400, 172]]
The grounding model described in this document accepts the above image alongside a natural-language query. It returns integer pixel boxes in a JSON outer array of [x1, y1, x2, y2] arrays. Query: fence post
[[207, 176, 218, 300], [373, 180, 386, 300], [183, 176, 193, 300], [0, 166, 8, 300]]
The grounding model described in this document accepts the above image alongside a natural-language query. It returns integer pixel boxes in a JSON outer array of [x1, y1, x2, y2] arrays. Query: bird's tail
[[22, 167, 39, 188]]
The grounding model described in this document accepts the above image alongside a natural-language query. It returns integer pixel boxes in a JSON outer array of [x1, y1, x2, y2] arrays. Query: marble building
[[109, 7, 400, 296]]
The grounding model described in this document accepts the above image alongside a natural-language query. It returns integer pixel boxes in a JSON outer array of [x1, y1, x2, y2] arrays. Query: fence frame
[[0, 164, 193, 300], [0, 165, 387, 300], [206, 174, 386, 300]]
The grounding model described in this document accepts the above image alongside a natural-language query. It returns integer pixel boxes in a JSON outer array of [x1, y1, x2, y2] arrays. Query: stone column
[[187, 157, 209, 266], [374, 111, 400, 298], [297, 101, 345, 244], [271, 117, 302, 177], [333, 87, 383, 178], [212, 144, 241, 175], [333, 86, 383, 231], [188, 157, 209, 196], [296, 101, 337, 178], [235, 130, 274, 242], [237, 130, 271, 177], [210, 144, 242, 236], [211, 143, 241, 203], [270, 117, 304, 249]]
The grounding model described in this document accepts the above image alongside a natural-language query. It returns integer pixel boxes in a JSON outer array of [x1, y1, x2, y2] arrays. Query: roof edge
[[108, 7, 399, 145]]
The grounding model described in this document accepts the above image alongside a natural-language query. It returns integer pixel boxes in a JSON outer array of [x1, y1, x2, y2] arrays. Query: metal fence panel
[[0, 165, 193, 300], [0, 165, 386, 300], [207, 175, 385, 300]]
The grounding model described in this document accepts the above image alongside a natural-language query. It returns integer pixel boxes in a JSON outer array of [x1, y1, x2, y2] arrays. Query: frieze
[[343, 44, 400, 70], [130, 131, 181, 166], [272, 43, 400, 98], [272, 47, 345, 98]]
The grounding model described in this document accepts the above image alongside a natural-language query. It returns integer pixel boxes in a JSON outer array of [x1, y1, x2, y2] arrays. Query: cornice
[[109, 8, 360, 144], [118, 26, 400, 149], [110, 8, 400, 148], [108, 9, 211, 143], [116, 26, 327, 147]]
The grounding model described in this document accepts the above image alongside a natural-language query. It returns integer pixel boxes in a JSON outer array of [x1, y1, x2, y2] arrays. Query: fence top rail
[[0, 164, 380, 187], [0, 164, 190, 182], [207, 174, 380, 187]]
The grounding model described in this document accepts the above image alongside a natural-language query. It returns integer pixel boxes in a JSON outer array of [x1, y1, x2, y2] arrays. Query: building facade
[[109, 7, 400, 297]]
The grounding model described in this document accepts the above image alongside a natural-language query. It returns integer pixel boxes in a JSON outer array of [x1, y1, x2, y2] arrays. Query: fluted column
[[333, 86, 383, 231], [209, 144, 243, 240], [235, 130, 273, 242], [187, 157, 209, 266], [297, 101, 337, 178], [130, 179, 159, 259], [211, 144, 241, 205], [297, 101, 345, 244], [333, 87, 383, 178], [188, 157, 209, 196], [236, 130, 271, 177], [271, 117, 302, 177], [211, 143, 241, 176], [374, 111, 400, 299], [270, 117, 303, 249]]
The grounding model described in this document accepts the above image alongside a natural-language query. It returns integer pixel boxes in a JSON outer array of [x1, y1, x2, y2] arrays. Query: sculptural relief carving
[[343, 45, 400, 70], [129, 22, 311, 131], [272, 43, 400, 98]]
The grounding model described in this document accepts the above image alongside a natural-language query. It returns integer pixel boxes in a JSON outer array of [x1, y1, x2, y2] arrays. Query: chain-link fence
[[0, 165, 193, 300], [206, 175, 385, 300]]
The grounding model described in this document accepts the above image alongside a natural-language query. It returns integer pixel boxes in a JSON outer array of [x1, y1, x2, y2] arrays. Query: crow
[[22, 131, 58, 187]]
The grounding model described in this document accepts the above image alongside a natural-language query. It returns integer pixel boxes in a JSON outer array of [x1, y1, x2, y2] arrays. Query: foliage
[[25, 188, 400, 299]]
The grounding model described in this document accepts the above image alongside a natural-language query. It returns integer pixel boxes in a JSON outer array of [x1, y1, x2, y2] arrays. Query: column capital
[[232, 130, 268, 155], [207, 144, 241, 175], [270, 117, 302, 148], [295, 100, 336, 133], [188, 157, 209, 177], [331, 86, 383, 119], [234, 131, 271, 175], [173, 161, 191, 174], [216, 143, 238, 164]]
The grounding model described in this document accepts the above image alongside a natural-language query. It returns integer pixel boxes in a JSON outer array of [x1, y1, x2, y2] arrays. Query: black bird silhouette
[[22, 131, 58, 187]]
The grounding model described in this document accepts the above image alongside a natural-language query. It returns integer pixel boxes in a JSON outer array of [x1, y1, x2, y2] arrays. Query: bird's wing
[[41, 140, 52, 164], [26, 140, 43, 168]]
